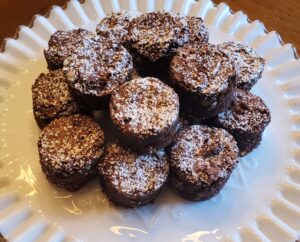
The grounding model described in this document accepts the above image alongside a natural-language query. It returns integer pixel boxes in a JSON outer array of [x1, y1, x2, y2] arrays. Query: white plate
[[0, 0, 300, 241]]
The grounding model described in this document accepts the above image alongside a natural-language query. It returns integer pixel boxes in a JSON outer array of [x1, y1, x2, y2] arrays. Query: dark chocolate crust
[[110, 77, 179, 152], [169, 172, 230, 201], [68, 86, 110, 111], [208, 90, 271, 156], [99, 144, 169, 208], [44, 29, 96, 70], [96, 11, 138, 44], [168, 125, 238, 201], [63, 37, 133, 110], [220, 41, 265, 91], [169, 43, 236, 119], [32, 69, 80, 129], [128, 49, 171, 80], [38, 115, 105, 191]]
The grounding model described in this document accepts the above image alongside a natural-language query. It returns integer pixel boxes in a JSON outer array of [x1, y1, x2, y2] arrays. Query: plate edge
[[0, 0, 298, 60]]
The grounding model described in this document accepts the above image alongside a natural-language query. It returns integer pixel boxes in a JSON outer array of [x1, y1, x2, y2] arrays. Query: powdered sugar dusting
[[44, 29, 96, 69], [99, 144, 169, 197], [38, 115, 105, 175], [127, 11, 189, 62], [63, 37, 133, 97], [96, 11, 138, 44], [110, 77, 179, 137], [186, 16, 209, 44], [217, 90, 271, 133], [220, 41, 265, 91], [32, 69, 79, 120], [170, 125, 238, 185], [170, 43, 236, 95]]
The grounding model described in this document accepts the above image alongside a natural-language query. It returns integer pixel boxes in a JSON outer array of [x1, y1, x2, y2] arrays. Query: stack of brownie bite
[[32, 11, 271, 208]]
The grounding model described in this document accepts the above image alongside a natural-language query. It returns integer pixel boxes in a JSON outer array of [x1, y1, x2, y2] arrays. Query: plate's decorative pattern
[[0, 0, 300, 241]]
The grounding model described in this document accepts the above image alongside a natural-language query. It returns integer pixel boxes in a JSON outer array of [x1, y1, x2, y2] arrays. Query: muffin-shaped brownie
[[169, 125, 239, 201], [63, 38, 133, 110], [169, 43, 236, 119], [126, 11, 189, 78], [38, 115, 105, 191], [99, 144, 169, 208], [110, 77, 179, 152], [186, 16, 209, 44], [44, 28, 96, 70], [32, 69, 80, 129], [96, 11, 137, 44], [220, 41, 265, 91], [209, 90, 271, 156]]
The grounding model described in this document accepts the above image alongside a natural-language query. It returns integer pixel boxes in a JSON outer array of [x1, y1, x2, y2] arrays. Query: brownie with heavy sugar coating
[[99, 144, 169, 208], [32, 69, 81, 129], [44, 28, 96, 70], [186, 16, 209, 44], [109, 77, 179, 152], [208, 90, 271, 156], [220, 41, 265, 91], [38, 115, 105, 191], [168, 125, 239, 201], [125, 11, 189, 79], [63, 37, 133, 110], [169, 42, 236, 120], [96, 11, 138, 44]]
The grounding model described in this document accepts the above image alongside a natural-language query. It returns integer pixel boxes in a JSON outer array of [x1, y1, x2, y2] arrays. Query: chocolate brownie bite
[[220, 41, 265, 91], [38, 115, 105, 191], [99, 144, 169, 208], [186, 16, 209, 44], [209, 90, 271, 156], [32, 69, 80, 129], [44, 28, 96, 70], [126, 11, 189, 78], [169, 125, 239, 201], [169, 43, 236, 120], [63, 38, 133, 110], [96, 11, 137, 44], [110, 77, 179, 152]]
